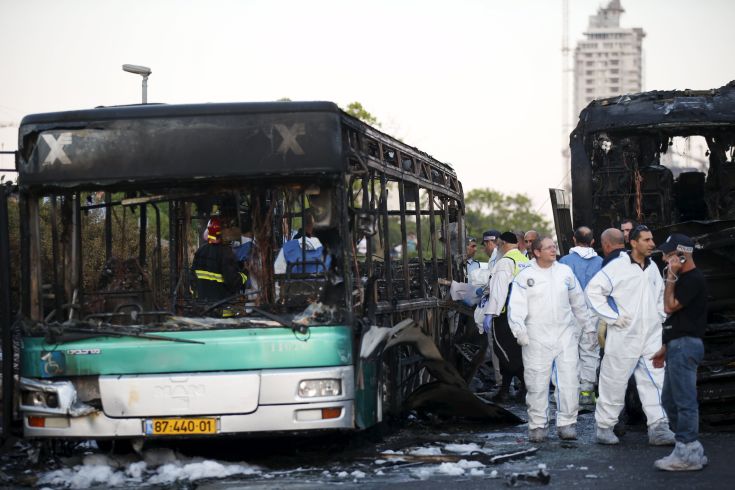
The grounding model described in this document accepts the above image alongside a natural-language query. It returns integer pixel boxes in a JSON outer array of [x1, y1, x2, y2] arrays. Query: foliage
[[464, 188, 552, 246], [343, 101, 380, 127]]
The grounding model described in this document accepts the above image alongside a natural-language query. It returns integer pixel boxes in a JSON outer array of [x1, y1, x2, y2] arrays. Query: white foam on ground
[[410, 459, 485, 479], [37, 449, 261, 489], [437, 462, 466, 476], [409, 446, 442, 456], [443, 443, 482, 454]]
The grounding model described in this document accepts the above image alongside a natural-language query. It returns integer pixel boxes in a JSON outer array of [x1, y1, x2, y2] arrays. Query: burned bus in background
[[6, 101, 511, 443], [569, 80, 735, 428]]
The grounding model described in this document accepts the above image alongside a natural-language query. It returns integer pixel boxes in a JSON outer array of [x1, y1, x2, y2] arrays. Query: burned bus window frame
[[11, 101, 482, 442], [567, 81, 735, 429]]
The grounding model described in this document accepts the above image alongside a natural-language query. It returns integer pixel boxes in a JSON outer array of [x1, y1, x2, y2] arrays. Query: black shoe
[[514, 378, 527, 401], [492, 387, 511, 403]]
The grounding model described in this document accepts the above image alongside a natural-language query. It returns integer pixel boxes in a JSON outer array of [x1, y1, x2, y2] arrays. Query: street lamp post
[[122, 64, 152, 104]]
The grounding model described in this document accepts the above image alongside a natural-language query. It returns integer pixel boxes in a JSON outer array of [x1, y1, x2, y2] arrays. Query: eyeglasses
[[540, 244, 558, 251], [630, 224, 650, 241]]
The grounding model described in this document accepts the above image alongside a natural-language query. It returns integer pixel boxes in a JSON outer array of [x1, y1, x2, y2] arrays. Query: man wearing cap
[[585, 225, 676, 446], [650, 234, 708, 471], [482, 231, 531, 402]]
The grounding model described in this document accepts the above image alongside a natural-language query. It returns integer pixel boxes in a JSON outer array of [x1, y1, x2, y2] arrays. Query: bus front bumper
[[20, 365, 356, 438], [22, 400, 355, 438]]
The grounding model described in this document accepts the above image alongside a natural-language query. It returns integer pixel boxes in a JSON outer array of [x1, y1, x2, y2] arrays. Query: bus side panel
[[354, 357, 379, 429], [21, 326, 353, 377]]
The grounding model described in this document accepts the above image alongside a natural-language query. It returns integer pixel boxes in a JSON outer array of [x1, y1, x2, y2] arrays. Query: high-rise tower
[[573, 0, 645, 119]]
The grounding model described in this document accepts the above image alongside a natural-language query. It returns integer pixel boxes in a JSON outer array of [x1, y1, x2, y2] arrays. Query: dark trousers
[[492, 312, 524, 388]]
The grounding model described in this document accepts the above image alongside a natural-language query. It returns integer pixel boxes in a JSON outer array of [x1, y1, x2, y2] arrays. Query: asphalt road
[[198, 403, 735, 489], [3, 400, 733, 488]]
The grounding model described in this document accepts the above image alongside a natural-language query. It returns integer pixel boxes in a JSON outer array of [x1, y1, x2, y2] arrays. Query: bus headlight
[[298, 379, 342, 398], [22, 391, 47, 407]]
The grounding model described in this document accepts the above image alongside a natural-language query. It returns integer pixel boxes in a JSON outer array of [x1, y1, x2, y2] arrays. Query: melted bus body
[[13, 101, 471, 439], [564, 81, 735, 428]]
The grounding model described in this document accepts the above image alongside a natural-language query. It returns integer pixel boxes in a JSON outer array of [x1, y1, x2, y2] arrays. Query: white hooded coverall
[[585, 253, 669, 430], [508, 261, 592, 430]]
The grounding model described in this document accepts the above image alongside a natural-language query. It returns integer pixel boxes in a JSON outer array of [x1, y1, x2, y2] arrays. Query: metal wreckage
[[562, 80, 735, 428], [0, 101, 519, 444]]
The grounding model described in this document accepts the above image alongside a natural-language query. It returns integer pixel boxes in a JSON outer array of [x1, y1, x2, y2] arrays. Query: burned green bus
[[12, 101, 473, 440]]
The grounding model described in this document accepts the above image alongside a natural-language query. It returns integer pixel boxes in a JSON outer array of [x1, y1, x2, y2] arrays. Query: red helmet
[[207, 217, 222, 244]]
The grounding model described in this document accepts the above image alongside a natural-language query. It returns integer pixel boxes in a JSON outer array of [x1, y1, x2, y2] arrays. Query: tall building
[[573, 0, 645, 119]]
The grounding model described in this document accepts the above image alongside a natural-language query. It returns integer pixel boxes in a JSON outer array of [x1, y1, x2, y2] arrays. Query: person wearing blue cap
[[651, 234, 708, 471]]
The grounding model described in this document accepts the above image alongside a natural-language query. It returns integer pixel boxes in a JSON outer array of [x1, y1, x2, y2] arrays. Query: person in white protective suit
[[507, 236, 594, 442], [585, 224, 676, 446], [558, 226, 603, 406]]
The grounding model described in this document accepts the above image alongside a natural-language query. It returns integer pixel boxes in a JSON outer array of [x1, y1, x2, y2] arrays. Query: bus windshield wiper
[[47, 323, 205, 345], [198, 292, 306, 334]]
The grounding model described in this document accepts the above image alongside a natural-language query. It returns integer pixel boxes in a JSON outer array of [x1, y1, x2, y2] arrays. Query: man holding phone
[[651, 234, 709, 471]]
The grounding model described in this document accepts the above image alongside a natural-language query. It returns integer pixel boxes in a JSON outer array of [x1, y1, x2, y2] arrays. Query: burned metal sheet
[[17, 102, 343, 190], [569, 80, 735, 427]]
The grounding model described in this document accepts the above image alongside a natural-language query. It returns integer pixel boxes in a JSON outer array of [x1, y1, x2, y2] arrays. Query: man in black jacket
[[191, 217, 247, 303]]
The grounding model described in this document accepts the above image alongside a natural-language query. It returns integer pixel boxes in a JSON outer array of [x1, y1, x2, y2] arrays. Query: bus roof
[[573, 80, 735, 136], [16, 101, 357, 190]]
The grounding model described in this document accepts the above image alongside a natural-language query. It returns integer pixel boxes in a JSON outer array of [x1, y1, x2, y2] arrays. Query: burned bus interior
[[571, 81, 735, 427], [4, 101, 487, 428], [12, 101, 466, 335]]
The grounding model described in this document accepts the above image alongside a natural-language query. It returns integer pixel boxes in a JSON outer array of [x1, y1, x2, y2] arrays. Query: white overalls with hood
[[585, 253, 669, 430], [508, 261, 592, 430], [559, 246, 603, 392]]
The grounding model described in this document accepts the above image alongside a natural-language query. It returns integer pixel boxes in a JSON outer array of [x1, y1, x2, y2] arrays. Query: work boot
[[514, 378, 527, 401], [579, 390, 596, 406], [557, 423, 577, 440], [654, 441, 708, 471], [492, 386, 511, 403], [595, 425, 620, 445], [528, 427, 548, 443], [648, 420, 676, 446]]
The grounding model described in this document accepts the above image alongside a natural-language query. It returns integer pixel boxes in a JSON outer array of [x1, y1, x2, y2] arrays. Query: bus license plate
[[144, 418, 217, 436]]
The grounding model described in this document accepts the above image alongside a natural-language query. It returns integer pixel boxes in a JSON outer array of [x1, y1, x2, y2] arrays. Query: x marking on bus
[[274, 123, 305, 156], [42, 133, 73, 165]]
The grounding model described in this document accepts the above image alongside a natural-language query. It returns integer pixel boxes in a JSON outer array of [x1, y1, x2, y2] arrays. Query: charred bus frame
[[10, 101, 472, 439], [566, 81, 735, 428]]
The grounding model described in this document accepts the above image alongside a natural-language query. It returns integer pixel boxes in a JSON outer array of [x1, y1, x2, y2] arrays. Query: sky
[[1, 0, 733, 219]]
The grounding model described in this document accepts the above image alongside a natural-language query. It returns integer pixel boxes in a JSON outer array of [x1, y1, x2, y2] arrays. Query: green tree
[[464, 188, 552, 247], [343, 101, 380, 127]]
